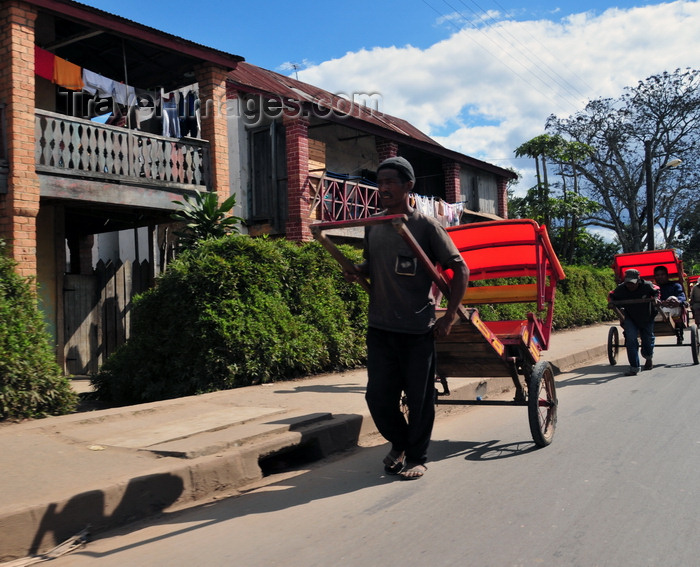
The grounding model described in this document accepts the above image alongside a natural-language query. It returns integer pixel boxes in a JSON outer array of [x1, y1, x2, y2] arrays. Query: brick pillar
[[497, 177, 509, 219], [284, 113, 311, 242], [195, 64, 230, 202], [442, 160, 461, 203], [0, 1, 39, 277], [375, 137, 398, 163]]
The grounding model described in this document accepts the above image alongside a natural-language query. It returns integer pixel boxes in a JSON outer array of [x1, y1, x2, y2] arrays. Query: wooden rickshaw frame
[[311, 216, 566, 447], [606, 249, 699, 366]]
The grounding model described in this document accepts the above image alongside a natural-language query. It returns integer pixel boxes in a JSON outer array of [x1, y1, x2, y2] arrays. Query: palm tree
[[515, 134, 566, 227]]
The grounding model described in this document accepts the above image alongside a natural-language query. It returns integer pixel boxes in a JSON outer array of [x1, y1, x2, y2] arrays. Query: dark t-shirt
[[610, 280, 659, 326], [364, 209, 464, 334]]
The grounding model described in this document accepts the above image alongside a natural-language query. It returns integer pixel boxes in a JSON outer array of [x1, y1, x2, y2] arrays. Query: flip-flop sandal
[[399, 463, 427, 480], [383, 452, 405, 475]]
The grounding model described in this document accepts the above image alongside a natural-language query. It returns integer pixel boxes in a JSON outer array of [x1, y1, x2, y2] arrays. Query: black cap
[[377, 156, 415, 183], [624, 269, 640, 283]]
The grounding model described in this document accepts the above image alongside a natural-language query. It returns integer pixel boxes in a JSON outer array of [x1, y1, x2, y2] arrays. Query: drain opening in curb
[[258, 440, 324, 477]]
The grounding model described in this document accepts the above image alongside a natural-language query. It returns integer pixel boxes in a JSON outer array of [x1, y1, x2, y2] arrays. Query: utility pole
[[644, 140, 654, 250], [644, 140, 682, 251]]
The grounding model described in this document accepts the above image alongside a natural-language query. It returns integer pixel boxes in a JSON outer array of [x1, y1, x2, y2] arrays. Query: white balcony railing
[[35, 110, 210, 189], [309, 171, 381, 222]]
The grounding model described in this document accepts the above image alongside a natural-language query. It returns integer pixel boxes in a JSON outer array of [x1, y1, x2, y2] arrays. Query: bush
[[92, 233, 618, 407], [549, 265, 617, 328], [0, 241, 77, 420], [471, 265, 616, 329], [92, 236, 367, 405]]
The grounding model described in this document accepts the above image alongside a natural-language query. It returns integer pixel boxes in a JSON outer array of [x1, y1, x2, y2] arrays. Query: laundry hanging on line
[[53, 57, 84, 91], [82, 68, 136, 106], [411, 193, 464, 227], [35, 45, 83, 90], [34, 45, 200, 138], [34, 46, 54, 82]]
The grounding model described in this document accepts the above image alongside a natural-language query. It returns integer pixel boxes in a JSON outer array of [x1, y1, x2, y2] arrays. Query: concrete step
[[144, 411, 334, 458]]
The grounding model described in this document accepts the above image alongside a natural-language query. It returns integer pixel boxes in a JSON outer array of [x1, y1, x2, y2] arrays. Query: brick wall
[[284, 113, 311, 241], [442, 160, 461, 203], [196, 64, 230, 204], [0, 1, 40, 277], [375, 138, 398, 163], [497, 177, 509, 219]]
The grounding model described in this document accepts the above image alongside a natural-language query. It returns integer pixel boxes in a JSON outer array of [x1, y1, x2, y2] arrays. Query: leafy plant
[[0, 240, 77, 420], [171, 190, 244, 249], [91, 235, 367, 405]]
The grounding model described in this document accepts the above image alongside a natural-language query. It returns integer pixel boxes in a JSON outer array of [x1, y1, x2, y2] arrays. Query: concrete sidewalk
[[0, 323, 611, 563]]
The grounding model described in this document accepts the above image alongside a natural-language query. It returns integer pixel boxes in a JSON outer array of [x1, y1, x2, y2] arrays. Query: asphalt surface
[[0, 323, 610, 563]]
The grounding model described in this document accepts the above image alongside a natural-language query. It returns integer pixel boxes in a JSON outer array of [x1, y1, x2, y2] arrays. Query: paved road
[[48, 347, 700, 567]]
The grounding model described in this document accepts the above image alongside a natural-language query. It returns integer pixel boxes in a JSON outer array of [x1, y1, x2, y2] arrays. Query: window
[[249, 121, 287, 231]]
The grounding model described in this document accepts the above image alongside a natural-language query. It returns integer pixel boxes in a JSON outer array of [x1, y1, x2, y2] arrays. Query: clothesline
[[411, 193, 464, 227], [34, 46, 200, 138]]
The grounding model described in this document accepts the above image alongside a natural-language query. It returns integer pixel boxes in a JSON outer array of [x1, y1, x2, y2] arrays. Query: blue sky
[[79, 0, 698, 202], [78, 1, 662, 71]]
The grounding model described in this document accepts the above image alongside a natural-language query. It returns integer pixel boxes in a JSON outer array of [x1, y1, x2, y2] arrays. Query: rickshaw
[[311, 216, 565, 447], [607, 249, 699, 366]]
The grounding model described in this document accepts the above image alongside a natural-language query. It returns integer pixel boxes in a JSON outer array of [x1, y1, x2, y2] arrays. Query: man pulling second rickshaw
[[609, 268, 660, 375]]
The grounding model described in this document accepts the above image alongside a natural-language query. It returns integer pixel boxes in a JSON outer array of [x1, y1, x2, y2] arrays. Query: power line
[[443, 0, 586, 110], [489, 0, 597, 94], [459, 0, 594, 101], [421, 0, 588, 113]]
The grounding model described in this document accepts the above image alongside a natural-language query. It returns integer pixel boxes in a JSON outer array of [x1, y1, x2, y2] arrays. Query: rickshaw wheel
[[607, 326, 620, 365], [528, 360, 557, 447], [691, 325, 699, 365]]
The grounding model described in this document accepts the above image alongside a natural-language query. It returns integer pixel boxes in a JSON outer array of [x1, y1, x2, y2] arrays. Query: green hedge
[[92, 236, 367, 405], [548, 265, 617, 328], [0, 242, 77, 420], [91, 235, 617, 406], [475, 265, 617, 329]]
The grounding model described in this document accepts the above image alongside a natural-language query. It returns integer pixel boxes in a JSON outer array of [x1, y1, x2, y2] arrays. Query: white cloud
[[297, 1, 700, 190]]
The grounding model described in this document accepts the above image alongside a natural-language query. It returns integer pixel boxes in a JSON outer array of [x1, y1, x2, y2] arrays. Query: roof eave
[[323, 113, 517, 179], [26, 0, 244, 70]]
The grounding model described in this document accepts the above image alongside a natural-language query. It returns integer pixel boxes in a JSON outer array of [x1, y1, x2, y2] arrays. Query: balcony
[[35, 110, 211, 191], [309, 171, 381, 222]]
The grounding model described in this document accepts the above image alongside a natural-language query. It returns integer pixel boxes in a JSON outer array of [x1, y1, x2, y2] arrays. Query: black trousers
[[365, 327, 436, 464]]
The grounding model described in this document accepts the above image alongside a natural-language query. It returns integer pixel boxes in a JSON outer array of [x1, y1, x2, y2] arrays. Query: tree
[[676, 202, 700, 273], [551, 141, 596, 263], [514, 134, 565, 228], [513, 135, 600, 263], [509, 189, 610, 265], [549, 228, 620, 268], [545, 68, 700, 252], [0, 240, 77, 419]]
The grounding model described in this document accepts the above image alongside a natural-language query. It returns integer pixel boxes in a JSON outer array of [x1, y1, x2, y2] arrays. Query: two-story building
[[1, 0, 516, 375], [1, 0, 242, 373]]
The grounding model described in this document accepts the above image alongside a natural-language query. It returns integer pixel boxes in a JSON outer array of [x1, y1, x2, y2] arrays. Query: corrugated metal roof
[[227, 62, 440, 147], [227, 62, 516, 179]]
